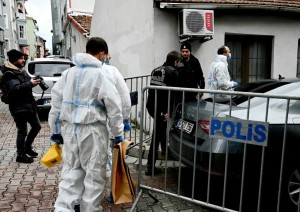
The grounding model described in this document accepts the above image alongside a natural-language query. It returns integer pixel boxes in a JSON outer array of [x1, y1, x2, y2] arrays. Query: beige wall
[[91, 3, 300, 82]]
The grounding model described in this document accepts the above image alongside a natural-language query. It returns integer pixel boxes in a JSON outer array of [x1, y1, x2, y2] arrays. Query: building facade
[[3, 0, 19, 58], [16, 0, 28, 54], [51, 0, 94, 57], [26, 16, 37, 60], [1, 0, 49, 61], [0, 0, 7, 64], [90, 0, 300, 83], [62, 12, 91, 57], [36, 35, 46, 58], [51, 0, 66, 55]]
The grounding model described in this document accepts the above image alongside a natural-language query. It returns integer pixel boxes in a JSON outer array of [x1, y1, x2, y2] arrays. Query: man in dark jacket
[[145, 50, 181, 175], [1, 49, 41, 163], [179, 42, 205, 102]]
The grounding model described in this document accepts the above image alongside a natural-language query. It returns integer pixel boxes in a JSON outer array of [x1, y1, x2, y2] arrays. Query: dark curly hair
[[86, 37, 108, 55]]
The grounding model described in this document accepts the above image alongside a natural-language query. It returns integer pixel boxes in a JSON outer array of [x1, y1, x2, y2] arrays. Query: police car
[[169, 81, 300, 211]]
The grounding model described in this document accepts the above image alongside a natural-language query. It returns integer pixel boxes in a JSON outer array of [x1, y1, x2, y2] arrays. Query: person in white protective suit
[[48, 37, 125, 212], [207, 45, 238, 98], [102, 54, 132, 203]]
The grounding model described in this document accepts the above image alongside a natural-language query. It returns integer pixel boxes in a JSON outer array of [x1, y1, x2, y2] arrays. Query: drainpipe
[[62, 21, 70, 57]]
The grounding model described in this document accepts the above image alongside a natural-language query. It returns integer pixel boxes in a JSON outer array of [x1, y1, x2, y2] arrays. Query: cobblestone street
[[0, 101, 204, 212]]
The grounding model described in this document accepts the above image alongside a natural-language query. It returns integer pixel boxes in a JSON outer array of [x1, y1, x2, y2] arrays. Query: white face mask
[[103, 54, 111, 65], [227, 53, 232, 62]]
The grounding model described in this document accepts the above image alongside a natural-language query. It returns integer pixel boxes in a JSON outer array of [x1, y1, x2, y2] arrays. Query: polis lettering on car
[[209, 117, 269, 146]]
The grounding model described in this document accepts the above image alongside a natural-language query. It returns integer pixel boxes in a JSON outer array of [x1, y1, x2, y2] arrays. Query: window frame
[[18, 24, 26, 39], [225, 34, 273, 85]]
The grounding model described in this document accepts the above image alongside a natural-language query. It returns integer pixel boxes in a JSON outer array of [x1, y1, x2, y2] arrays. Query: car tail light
[[198, 120, 210, 134]]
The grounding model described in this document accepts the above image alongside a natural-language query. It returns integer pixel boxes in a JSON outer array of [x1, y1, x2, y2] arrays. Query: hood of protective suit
[[214, 54, 228, 65], [72, 53, 102, 68]]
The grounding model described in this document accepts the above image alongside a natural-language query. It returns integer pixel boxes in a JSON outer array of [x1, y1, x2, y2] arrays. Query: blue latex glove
[[114, 136, 124, 144], [50, 133, 64, 144], [232, 81, 238, 88], [123, 120, 131, 132]]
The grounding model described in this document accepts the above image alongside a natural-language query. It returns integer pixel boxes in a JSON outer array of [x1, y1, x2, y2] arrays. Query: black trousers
[[13, 112, 41, 156], [147, 114, 167, 168]]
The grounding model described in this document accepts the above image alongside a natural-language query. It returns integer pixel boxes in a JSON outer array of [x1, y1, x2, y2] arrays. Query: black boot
[[25, 148, 38, 157], [16, 154, 34, 163]]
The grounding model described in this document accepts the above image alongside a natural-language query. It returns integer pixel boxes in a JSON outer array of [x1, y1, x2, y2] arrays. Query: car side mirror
[[28, 64, 35, 75]]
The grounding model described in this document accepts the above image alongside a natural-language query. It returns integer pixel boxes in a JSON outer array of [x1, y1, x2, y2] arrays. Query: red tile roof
[[67, 14, 92, 37], [155, 0, 300, 8]]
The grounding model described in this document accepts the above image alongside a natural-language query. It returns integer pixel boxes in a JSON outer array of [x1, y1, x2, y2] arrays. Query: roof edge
[[159, 3, 300, 13], [67, 15, 87, 35]]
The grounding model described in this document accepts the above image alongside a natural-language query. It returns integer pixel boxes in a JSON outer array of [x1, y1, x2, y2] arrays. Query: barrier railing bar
[[139, 185, 238, 212]]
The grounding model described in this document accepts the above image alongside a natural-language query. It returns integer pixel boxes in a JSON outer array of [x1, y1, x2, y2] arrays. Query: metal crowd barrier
[[130, 85, 300, 212], [124, 75, 152, 147]]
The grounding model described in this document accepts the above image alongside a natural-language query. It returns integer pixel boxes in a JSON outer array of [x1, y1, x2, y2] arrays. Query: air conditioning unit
[[178, 9, 214, 38]]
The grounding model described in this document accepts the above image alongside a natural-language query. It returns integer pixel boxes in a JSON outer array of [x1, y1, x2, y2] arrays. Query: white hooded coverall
[[48, 53, 124, 212], [102, 64, 131, 121], [101, 64, 131, 195], [207, 54, 235, 97]]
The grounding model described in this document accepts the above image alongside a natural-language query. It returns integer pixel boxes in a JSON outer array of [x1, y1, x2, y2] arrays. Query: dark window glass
[[225, 35, 273, 85]]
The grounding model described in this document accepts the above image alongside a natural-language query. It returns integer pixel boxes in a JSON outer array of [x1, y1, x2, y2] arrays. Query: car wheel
[[281, 161, 300, 210], [286, 166, 300, 206]]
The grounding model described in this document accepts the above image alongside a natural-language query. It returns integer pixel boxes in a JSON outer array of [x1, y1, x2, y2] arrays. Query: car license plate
[[43, 99, 51, 104], [175, 119, 194, 134]]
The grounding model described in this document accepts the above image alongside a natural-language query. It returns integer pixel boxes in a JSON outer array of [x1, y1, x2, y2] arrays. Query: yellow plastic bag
[[40, 143, 62, 168]]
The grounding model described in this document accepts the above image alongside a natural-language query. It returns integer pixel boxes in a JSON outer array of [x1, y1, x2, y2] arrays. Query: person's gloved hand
[[123, 120, 131, 132], [232, 81, 238, 88], [50, 133, 64, 145], [114, 136, 124, 144]]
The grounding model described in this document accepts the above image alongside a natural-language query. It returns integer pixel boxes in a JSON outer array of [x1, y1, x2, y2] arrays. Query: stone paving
[[0, 101, 205, 212]]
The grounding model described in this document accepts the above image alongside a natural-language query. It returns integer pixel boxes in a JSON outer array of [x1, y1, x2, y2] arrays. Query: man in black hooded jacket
[[145, 50, 181, 175], [1, 49, 41, 163], [179, 42, 205, 102]]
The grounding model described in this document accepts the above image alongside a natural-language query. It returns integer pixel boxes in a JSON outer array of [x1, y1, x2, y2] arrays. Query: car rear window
[[234, 80, 277, 92], [28, 63, 73, 77], [238, 82, 300, 108]]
